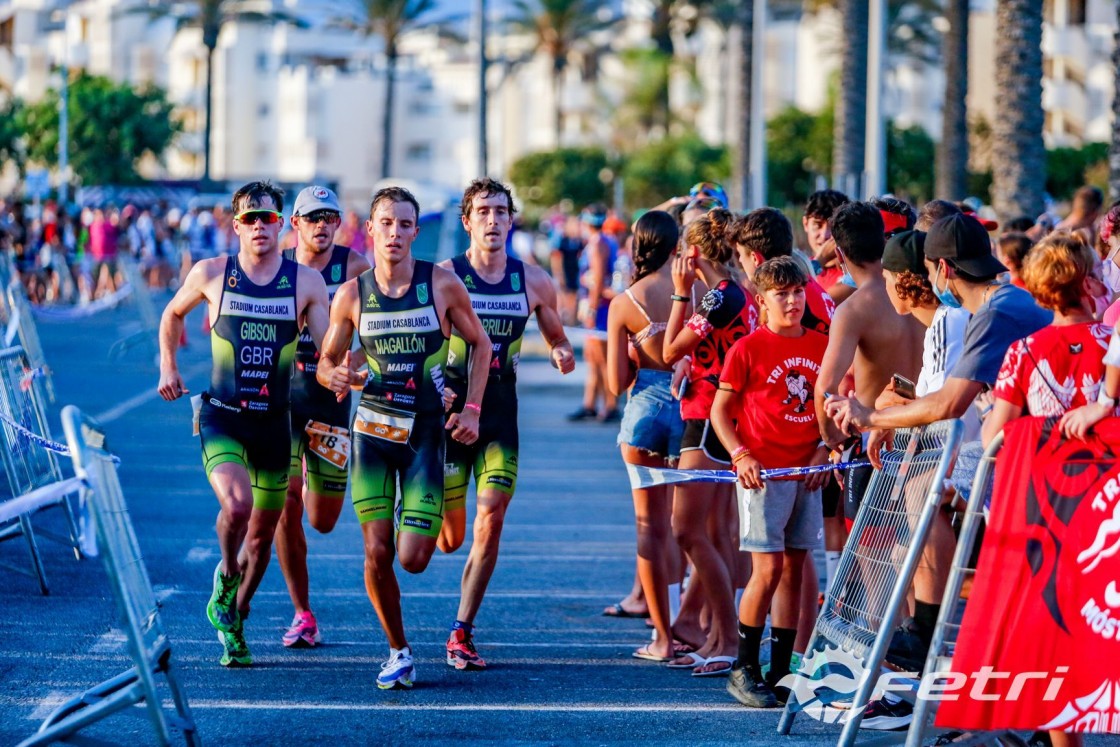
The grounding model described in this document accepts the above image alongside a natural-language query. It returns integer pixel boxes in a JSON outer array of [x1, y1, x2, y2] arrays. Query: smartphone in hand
[[891, 373, 917, 400]]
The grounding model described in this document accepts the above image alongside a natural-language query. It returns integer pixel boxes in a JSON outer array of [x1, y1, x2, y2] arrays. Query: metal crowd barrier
[[778, 419, 963, 745], [906, 434, 1014, 747], [19, 406, 199, 747], [6, 283, 55, 403], [0, 344, 81, 593], [109, 255, 160, 362]]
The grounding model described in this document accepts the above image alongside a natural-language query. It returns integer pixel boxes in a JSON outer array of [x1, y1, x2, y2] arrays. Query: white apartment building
[[0, 0, 1116, 205]]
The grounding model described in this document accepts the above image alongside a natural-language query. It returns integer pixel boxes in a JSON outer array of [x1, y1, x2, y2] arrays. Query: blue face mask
[[839, 261, 857, 288], [932, 264, 962, 309]]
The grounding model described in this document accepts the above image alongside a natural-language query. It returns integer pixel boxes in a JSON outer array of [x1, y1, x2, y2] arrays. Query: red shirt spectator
[[719, 325, 829, 471]]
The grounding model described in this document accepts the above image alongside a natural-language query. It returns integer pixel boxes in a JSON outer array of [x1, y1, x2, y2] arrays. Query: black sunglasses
[[300, 210, 341, 225]]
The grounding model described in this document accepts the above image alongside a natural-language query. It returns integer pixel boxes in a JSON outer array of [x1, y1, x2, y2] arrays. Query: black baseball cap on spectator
[[925, 214, 1006, 277], [882, 230, 927, 275]]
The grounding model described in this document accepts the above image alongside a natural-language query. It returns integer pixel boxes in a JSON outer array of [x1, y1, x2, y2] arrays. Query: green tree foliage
[[765, 102, 935, 207], [620, 135, 729, 211], [0, 97, 25, 174], [18, 72, 180, 185], [509, 147, 610, 209], [1045, 142, 1108, 202], [766, 106, 832, 206], [887, 123, 936, 204]]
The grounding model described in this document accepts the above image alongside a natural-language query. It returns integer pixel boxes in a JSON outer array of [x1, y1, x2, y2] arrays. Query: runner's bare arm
[[605, 295, 633, 397], [527, 264, 574, 374], [815, 303, 860, 449], [439, 268, 490, 444], [158, 259, 220, 401], [297, 265, 331, 349], [316, 278, 366, 400]]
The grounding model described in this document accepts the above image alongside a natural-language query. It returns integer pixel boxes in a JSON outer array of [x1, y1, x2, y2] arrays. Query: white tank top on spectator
[[916, 304, 981, 441]]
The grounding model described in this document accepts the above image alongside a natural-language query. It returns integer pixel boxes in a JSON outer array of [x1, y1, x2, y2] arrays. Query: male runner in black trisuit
[[437, 178, 575, 670], [317, 186, 490, 689], [158, 181, 331, 667], [276, 185, 370, 648]]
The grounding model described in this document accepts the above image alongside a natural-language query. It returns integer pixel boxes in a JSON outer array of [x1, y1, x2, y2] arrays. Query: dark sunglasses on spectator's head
[[235, 209, 283, 225], [299, 210, 341, 225]]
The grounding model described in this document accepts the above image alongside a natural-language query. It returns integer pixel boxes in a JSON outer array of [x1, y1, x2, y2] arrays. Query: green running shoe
[[218, 620, 252, 668], [207, 563, 241, 633]]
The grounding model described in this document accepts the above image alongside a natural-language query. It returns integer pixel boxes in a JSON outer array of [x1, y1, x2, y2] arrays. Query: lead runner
[[157, 180, 331, 667], [316, 186, 491, 690], [437, 177, 576, 670]]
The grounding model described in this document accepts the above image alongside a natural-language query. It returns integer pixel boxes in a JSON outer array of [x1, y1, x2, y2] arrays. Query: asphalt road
[[0, 289, 1067, 747]]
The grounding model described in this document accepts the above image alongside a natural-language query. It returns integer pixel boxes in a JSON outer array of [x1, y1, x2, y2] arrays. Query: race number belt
[[305, 420, 351, 468], [353, 405, 414, 444]]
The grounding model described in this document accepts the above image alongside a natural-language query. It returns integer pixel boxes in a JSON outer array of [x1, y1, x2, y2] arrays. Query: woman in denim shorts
[[606, 210, 688, 662]]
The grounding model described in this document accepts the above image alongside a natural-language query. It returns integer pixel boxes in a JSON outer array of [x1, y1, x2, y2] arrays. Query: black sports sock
[[769, 627, 797, 682], [914, 601, 939, 646], [451, 619, 473, 635], [737, 623, 764, 671]]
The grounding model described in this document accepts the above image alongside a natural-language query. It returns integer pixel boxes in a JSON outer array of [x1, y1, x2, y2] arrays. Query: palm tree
[[807, 0, 941, 195], [130, 1, 304, 185], [511, 0, 604, 146], [936, 0, 968, 201], [341, 1, 436, 180], [832, 0, 867, 195], [991, 0, 1045, 222]]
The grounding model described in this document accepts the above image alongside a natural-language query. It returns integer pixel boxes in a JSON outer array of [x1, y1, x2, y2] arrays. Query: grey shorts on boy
[[737, 479, 824, 553]]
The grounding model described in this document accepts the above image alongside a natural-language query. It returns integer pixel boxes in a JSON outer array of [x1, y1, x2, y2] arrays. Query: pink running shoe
[[283, 611, 322, 648], [446, 628, 486, 670]]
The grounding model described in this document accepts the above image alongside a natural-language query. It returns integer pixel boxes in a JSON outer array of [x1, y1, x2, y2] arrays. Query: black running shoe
[[598, 409, 622, 423], [885, 626, 928, 673], [727, 666, 779, 708], [567, 406, 597, 422], [859, 695, 912, 730]]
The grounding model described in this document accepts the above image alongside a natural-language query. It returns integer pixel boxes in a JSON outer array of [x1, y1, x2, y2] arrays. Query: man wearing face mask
[[825, 213, 1051, 673]]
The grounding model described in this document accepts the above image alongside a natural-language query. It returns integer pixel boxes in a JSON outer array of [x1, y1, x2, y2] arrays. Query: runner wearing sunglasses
[[275, 186, 371, 649], [157, 180, 332, 667], [316, 186, 490, 690]]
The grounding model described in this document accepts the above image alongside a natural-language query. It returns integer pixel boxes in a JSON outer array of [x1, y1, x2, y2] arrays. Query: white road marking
[[89, 631, 127, 653], [186, 546, 214, 563], [93, 361, 208, 424], [28, 692, 70, 720]]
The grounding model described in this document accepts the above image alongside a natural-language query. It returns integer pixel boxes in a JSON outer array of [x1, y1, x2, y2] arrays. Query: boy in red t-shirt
[[711, 256, 831, 708]]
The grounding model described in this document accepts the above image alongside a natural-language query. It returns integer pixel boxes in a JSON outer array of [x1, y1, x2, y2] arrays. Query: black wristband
[[671, 294, 690, 302]]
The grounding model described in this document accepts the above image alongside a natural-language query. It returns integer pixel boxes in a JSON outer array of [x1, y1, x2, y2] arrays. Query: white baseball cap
[[293, 185, 341, 216]]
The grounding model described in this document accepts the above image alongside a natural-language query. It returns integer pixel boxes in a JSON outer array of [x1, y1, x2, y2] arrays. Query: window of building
[[258, 103, 270, 118], [0, 18, 14, 49], [256, 52, 269, 72], [406, 143, 432, 162]]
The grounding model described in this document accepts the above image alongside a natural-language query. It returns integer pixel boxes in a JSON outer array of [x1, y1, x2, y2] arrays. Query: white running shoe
[[377, 647, 415, 690]]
